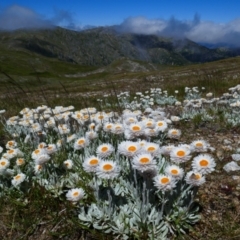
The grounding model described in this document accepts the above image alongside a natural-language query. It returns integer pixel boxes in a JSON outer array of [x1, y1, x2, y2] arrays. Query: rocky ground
[[181, 124, 240, 240]]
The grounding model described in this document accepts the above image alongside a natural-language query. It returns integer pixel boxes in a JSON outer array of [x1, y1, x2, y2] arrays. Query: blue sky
[[1, 0, 240, 46]]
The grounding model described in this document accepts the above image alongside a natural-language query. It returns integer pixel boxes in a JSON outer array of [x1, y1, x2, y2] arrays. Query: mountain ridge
[[1, 26, 240, 67]]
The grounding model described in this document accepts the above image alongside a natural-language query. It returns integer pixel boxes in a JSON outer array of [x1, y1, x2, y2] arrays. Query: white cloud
[[117, 15, 240, 47], [0, 5, 51, 30], [0, 5, 78, 30]]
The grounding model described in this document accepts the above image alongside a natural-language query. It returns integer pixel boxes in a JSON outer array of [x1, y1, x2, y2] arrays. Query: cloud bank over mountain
[[0, 5, 77, 31], [117, 15, 240, 47], [1, 5, 240, 47]]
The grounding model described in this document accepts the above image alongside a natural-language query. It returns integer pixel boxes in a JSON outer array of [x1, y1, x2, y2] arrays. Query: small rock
[[223, 161, 240, 172], [236, 148, 240, 153], [216, 150, 224, 160], [222, 145, 233, 151], [232, 175, 240, 180], [232, 154, 240, 161], [223, 139, 232, 145]]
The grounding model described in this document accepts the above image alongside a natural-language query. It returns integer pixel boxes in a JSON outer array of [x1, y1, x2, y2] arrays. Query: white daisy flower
[[6, 140, 17, 149], [0, 146, 3, 153], [170, 116, 180, 122], [190, 140, 209, 153], [111, 123, 124, 135], [31, 123, 42, 132], [74, 137, 89, 150], [125, 122, 145, 139], [85, 131, 98, 141], [96, 143, 114, 158], [185, 171, 206, 186], [16, 158, 25, 166], [54, 113, 64, 121], [72, 112, 83, 122], [86, 107, 97, 114], [153, 174, 176, 192], [143, 119, 156, 129], [132, 153, 157, 172], [83, 156, 101, 173], [66, 188, 85, 202], [192, 154, 216, 174], [88, 123, 96, 131], [165, 165, 184, 180], [11, 173, 26, 187], [170, 146, 192, 163], [34, 164, 43, 174], [144, 128, 159, 137], [118, 141, 142, 158], [31, 148, 46, 160], [123, 116, 138, 125], [5, 148, 22, 159], [20, 107, 30, 115], [155, 120, 168, 132], [63, 159, 74, 169], [44, 118, 56, 129], [94, 112, 108, 124], [0, 158, 10, 170], [46, 144, 58, 155], [103, 122, 114, 132], [160, 145, 175, 156], [96, 161, 120, 179], [143, 142, 160, 157], [167, 128, 181, 139], [34, 154, 51, 165], [67, 134, 77, 143], [56, 139, 64, 149], [38, 142, 47, 149], [58, 124, 70, 135]]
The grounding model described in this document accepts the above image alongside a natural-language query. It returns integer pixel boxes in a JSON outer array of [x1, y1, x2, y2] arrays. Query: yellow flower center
[[128, 146, 136, 152], [98, 115, 104, 120], [15, 175, 21, 180], [158, 122, 163, 126], [172, 130, 178, 135], [171, 169, 178, 175], [191, 173, 201, 180], [196, 142, 203, 147], [147, 146, 156, 152], [147, 122, 152, 127], [17, 159, 24, 164], [106, 125, 112, 129], [199, 159, 209, 167], [132, 126, 140, 131], [34, 149, 40, 154], [73, 192, 79, 197], [103, 164, 113, 171], [8, 142, 14, 146], [78, 139, 85, 145], [89, 159, 99, 165], [101, 146, 108, 152], [8, 149, 14, 154], [160, 177, 170, 184], [177, 150, 185, 157], [115, 126, 121, 130], [139, 157, 150, 163], [0, 161, 6, 166]]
